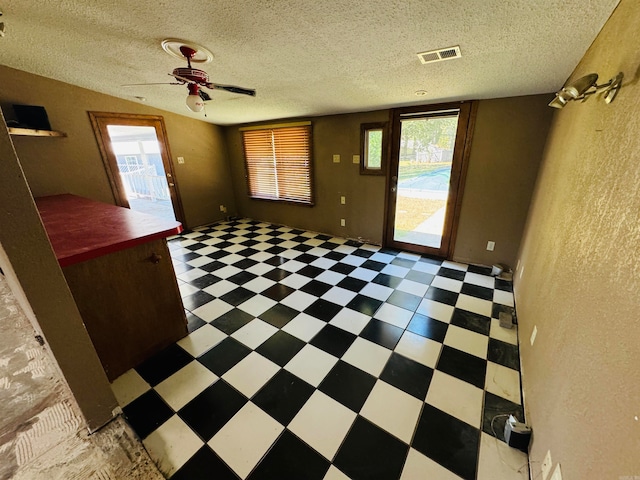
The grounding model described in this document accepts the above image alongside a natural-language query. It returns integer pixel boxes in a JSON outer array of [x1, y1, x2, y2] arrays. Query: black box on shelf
[[12, 104, 52, 130]]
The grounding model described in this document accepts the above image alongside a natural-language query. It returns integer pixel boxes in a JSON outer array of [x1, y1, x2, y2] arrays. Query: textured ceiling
[[1, 0, 619, 125]]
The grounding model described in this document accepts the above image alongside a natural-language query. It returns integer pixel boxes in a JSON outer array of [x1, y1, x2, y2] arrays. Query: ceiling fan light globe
[[186, 94, 204, 112], [564, 73, 599, 98]]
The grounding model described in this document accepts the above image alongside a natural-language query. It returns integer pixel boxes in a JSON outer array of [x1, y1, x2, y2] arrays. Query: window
[[241, 122, 313, 205], [360, 122, 388, 175]]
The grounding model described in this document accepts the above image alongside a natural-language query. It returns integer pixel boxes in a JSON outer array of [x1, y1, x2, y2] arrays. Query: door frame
[[383, 101, 477, 258], [88, 112, 186, 227]]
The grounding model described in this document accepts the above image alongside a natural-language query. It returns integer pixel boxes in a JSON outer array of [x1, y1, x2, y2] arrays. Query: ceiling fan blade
[[199, 89, 212, 102], [122, 82, 182, 86], [205, 83, 256, 97], [168, 73, 191, 83]]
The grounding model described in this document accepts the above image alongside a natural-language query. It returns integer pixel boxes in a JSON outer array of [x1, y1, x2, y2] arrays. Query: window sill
[[249, 196, 314, 207]]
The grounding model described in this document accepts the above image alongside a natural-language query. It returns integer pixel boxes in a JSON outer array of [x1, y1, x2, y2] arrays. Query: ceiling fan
[[123, 39, 256, 113]]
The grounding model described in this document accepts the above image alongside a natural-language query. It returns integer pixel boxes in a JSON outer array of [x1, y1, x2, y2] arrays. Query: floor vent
[[417, 46, 462, 64]]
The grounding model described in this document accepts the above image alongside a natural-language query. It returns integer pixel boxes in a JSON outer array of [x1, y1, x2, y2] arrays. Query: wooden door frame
[[88, 112, 186, 227], [383, 101, 477, 259]]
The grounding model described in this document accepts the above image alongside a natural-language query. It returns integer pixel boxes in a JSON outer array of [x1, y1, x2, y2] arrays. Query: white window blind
[[241, 124, 313, 205]]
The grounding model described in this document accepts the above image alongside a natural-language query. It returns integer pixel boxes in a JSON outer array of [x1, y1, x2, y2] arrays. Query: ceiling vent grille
[[417, 46, 462, 64]]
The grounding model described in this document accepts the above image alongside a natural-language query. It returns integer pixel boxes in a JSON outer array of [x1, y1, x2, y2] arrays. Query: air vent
[[417, 46, 462, 64]]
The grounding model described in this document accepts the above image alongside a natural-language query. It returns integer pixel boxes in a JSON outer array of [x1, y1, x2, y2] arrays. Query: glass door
[[385, 103, 474, 258]]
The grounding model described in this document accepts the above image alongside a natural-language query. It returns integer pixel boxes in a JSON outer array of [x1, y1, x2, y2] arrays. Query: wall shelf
[[8, 127, 67, 137]]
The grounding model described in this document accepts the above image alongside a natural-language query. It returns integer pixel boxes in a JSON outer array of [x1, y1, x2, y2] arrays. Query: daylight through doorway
[[393, 114, 459, 249], [106, 125, 176, 222], [385, 102, 475, 258]]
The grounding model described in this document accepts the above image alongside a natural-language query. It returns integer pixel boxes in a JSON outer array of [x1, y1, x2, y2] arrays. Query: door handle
[[168, 183, 175, 187]]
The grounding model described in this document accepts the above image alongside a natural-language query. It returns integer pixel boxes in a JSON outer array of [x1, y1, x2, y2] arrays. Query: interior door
[[89, 112, 185, 225], [385, 102, 475, 258]]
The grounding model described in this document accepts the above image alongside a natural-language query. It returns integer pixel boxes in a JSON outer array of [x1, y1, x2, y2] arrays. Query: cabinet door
[[63, 239, 186, 381]]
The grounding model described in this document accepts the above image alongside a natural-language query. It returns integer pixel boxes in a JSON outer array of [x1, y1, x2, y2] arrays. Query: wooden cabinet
[[63, 239, 186, 380], [36, 194, 187, 381]]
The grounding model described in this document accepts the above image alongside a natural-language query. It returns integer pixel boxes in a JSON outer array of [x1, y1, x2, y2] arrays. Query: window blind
[[242, 124, 313, 205]]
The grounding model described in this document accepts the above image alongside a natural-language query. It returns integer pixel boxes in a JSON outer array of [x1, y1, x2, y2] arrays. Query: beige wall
[[515, 0, 640, 477], [0, 65, 234, 229], [1, 64, 552, 262], [226, 100, 550, 266], [453, 95, 552, 268], [225, 111, 389, 244]]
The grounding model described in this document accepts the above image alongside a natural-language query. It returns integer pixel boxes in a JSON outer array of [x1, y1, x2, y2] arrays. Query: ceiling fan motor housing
[[172, 67, 209, 84], [179, 45, 197, 58]]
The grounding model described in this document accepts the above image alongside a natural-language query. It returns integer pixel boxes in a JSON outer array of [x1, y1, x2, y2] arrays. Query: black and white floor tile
[[111, 220, 529, 480]]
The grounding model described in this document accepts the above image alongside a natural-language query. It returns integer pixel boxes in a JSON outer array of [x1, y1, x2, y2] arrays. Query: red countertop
[[36, 194, 183, 267]]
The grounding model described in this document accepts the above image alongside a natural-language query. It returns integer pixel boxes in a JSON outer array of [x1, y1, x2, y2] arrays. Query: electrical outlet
[[333, 154, 341, 163], [219, 205, 227, 213], [340, 196, 346, 205], [550, 464, 563, 480], [352, 154, 360, 164], [486, 241, 495, 251], [340, 218, 346, 227], [177, 156, 185, 164], [530, 325, 538, 346], [541, 450, 553, 480]]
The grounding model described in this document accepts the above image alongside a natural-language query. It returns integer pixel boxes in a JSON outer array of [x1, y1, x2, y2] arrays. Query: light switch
[[340, 196, 346, 205], [333, 154, 341, 163], [352, 154, 360, 164]]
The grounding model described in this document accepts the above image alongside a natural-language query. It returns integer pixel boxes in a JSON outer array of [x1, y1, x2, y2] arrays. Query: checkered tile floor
[[111, 220, 529, 480]]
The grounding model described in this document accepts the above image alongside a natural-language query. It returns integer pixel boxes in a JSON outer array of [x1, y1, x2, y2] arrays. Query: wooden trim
[[383, 101, 476, 258], [8, 127, 67, 137], [88, 112, 130, 208], [87, 112, 187, 227], [381, 109, 395, 246], [437, 102, 473, 259], [445, 101, 478, 259]]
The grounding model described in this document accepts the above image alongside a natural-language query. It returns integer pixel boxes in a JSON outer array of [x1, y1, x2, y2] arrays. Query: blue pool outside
[[397, 167, 450, 191]]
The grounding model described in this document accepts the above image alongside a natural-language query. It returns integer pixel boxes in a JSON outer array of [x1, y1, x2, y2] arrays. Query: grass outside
[[397, 161, 451, 181], [394, 196, 446, 232]]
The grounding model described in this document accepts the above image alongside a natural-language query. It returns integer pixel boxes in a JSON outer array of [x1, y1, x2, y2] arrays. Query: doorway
[[89, 112, 185, 224], [385, 102, 475, 258]]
